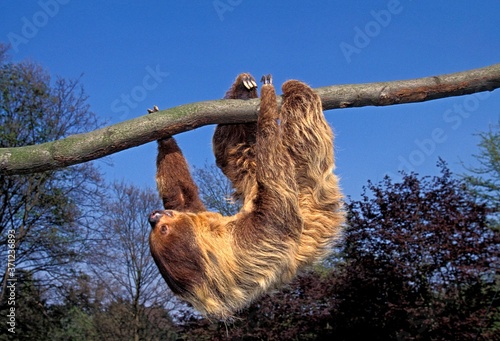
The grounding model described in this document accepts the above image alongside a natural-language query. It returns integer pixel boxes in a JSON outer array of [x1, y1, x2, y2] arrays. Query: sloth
[[148, 73, 344, 318]]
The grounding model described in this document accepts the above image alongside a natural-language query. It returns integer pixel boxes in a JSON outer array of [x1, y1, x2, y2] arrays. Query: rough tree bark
[[1, 63, 499, 175]]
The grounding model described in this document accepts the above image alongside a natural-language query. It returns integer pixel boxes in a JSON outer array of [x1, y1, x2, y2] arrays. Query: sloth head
[[148, 210, 205, 297]]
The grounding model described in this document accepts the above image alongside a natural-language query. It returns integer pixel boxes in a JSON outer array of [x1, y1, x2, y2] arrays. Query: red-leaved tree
[[335, 161, 499, 340]]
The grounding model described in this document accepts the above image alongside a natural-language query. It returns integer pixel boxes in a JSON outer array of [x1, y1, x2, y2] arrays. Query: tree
[[1, 63, 499, 175], [48, 272, 104, 341], [87, 182, 178, 341], [335, 162, 499, 340], [0, 270, 51, 341], [0, 47, 105, 305], [463, 120, 500, 228], [193, 163, 240, 215], [0, 44, 8, 64]]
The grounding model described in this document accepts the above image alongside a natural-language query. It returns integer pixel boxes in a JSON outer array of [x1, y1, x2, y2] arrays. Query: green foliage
[[49, 306, 97, 341], [0, 271, 51, 341], [463, 120, 500, 229]]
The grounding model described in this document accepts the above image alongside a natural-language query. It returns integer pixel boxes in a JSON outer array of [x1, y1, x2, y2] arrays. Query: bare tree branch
[[1, 63, 499, 175]]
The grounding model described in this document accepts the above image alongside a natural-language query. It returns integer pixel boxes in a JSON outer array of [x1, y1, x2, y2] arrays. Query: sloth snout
[[148, 210, 174, 227]]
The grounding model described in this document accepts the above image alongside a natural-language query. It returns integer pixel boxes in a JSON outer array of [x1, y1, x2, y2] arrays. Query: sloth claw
[[242, 75, 257, 90], [260, 74, 272, 85], [147, 105, 159, 114]]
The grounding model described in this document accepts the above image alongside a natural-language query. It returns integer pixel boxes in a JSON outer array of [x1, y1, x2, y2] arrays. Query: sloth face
[[148, 210, 205, 297]]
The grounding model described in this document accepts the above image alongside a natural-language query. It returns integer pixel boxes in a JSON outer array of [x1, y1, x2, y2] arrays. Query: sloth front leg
[[148, 106, 205, 212], [253, 75, 302, 239]]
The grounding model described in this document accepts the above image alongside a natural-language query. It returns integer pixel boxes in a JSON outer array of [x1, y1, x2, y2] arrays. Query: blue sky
[[1, 1, 499, 199]]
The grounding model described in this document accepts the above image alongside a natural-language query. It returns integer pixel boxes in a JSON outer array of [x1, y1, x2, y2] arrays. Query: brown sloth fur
[[148, 73, 344, 318]]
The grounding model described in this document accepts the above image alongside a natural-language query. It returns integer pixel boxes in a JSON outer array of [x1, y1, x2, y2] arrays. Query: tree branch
[[1, 63, 500, 175]]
